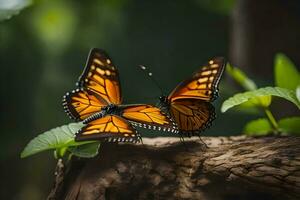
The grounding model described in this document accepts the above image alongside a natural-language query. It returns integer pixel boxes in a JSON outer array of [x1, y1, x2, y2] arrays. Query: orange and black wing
[[63, 88, 107, 121], [121, 104, 178, 133], [169, 99, 215, 136], [168, 57, 225, 102], [78, 48, 122, 105], [76, 115, 141, 143]]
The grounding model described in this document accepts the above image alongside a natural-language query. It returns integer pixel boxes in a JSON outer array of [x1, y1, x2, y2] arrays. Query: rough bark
[[48, 136, 300, 200]]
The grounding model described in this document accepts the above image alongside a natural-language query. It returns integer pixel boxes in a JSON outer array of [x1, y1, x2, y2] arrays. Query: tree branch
[[48, 136, 300, 200]]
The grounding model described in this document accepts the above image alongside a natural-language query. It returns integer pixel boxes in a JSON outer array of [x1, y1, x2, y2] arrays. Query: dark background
[[1, 0, 300, 199]]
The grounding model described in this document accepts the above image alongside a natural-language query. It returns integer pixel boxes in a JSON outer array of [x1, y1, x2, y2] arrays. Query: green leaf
[[244, 118, 272, 136], [226, 63, 257, 91], [21, 122, 84, 158], [69, 142, 101, 158], [259, 96, 272, 107], [0, 0, 32, 21], [278, 117, 300, 135], [248, 95, 272, 108], [234, 96, 271, 113], [233, 102, 261, 114], [296, 86, 300, 102], [221, 86, 300, 112], [274, 53, 300, 90]]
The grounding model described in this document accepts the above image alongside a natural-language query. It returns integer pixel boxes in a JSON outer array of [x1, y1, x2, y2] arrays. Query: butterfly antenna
[[138, 65, 164, 96]]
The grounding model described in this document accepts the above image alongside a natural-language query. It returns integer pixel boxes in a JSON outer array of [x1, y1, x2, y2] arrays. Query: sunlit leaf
[[296, 86, 300, 102], [226, 63, 257, 91], [21, 122, 84, 158], [258, 95, 272, 107], [0, 0, 32, 21], [69, 142, 100, 158], [274, 53, 300, 90], [234, 97, 269, 113], [243, 118, 272, 136], [221, 87, 300, 112], [233, 102, 261, 114], [248, 95, 272, 108], [278, 117, 300, 135]]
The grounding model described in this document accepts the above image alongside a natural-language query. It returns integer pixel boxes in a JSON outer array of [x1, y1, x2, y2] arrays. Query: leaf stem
[[264, 108, 279, 133]]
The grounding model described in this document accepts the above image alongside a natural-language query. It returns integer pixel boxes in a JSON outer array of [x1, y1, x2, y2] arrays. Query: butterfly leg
[[139, 136, 143, 145], [197, 135, 208, 149], [178, 134, 192, 152]]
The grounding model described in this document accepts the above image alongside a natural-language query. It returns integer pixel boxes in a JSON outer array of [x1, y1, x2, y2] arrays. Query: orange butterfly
[[63, 48, 177, 143], [158, 57, 225, 136]]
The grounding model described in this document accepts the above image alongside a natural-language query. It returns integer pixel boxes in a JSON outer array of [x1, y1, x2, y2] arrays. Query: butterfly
[[62, 48, 177, 143], [158, 57, 225, 136]]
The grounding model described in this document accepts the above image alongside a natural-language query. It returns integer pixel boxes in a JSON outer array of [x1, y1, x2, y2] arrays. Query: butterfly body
[[158, 95, 170, 113], [158, 57, 225, 136], [83, 104, 121, 124]]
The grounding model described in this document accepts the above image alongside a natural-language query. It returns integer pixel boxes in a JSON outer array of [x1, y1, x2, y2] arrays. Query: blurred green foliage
[[297, 86, 300, 102], [275, 53, 300, 90], [226, 63, 257, 91], [0, 0, 32, 21], [278, 117, 300, 135], [30, 1, 77, 53], [195, 0, 236, 15], [243, 118, 272, 136]]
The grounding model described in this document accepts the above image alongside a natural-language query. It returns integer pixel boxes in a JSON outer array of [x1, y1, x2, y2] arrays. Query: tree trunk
[[47, 136, 300, 200], [230, 0, 300, 79]]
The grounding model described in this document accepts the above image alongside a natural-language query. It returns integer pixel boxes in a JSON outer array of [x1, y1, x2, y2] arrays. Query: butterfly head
[[158, 95, 169, 108], [102, 104, 119, 114], [159, 95, 168, 102]]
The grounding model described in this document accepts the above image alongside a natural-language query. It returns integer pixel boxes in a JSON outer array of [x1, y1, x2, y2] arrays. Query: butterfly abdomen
[[83, 110, 106, 124], [83, 104, 122, 124]]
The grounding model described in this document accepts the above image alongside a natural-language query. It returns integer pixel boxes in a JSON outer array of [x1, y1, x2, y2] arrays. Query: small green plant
[[21, 122, 100, 159], [222, 53, 300, 136]]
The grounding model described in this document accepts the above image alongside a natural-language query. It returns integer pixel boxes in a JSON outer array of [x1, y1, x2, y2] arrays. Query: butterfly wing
[[78, 48, 122, 104], [76, 115, 141, 142], [63, 89, 107, 121], [168, 57, 225, 102], [121, 104, 178, 133], [169, 99, 215, 136]]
